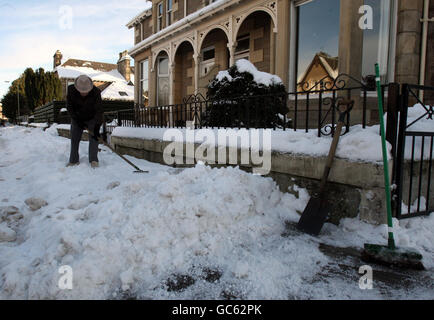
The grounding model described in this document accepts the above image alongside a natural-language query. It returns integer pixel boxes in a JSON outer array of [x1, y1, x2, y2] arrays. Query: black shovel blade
[[297, 196, 331, 236], [134, 170, 149, 174]]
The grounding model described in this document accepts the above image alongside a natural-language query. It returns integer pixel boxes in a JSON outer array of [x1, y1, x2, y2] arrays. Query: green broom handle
[[375, 63, 395, 249]]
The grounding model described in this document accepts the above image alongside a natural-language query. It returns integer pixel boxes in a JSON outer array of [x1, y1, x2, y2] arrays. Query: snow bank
[[0, 126, 432, 299], [0, 126, 325, 299]]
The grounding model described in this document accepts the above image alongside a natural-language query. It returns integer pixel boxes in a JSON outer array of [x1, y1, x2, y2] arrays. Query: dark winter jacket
[[66, 85, 103, 125]]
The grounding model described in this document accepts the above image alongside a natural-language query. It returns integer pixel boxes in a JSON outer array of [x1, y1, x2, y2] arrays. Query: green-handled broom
[[361, 64, 424, 270]]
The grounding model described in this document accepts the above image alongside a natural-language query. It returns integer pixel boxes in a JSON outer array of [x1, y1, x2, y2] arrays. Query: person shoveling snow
[[66, 75, 104, 168]]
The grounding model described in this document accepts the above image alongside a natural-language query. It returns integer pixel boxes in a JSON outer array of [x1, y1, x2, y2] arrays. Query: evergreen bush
[[203, 59, 288, 128]]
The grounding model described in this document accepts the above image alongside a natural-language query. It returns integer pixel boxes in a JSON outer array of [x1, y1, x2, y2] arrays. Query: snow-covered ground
[[0, 125, 433, 300]]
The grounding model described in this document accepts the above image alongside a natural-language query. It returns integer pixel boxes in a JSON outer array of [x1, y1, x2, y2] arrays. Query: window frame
[[288, 0, 398, 91], [140, 59, 149, 107], [200, 46, 216, 77], [157, 2, 163, 32], [234, 34, 250, 62], [166, 0, 173, 27], [157, 56, 169, 77]]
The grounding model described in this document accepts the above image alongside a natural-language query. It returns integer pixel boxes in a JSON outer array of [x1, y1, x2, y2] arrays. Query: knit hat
[[74, 75, 93, 94]]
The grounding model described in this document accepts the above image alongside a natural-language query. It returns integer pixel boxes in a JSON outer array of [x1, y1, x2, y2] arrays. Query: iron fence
[[106, 74, 394, 138], [33, 100, 134, 125], [392, 84, 434, 219]]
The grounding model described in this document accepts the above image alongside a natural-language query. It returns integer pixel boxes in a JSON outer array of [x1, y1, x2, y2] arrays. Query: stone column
[[169, 63, 175, 126], [193, 53, 200, 94], [338, 0, 364, 85], [275, 0, 289, 87], [395, 0, 424, 85], [228, 43, 236, 67], [270, 27, 277, 75], [169, 63, 175, 105]]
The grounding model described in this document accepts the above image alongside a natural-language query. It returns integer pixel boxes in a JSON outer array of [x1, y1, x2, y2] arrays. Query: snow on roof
[[55, 66, 126, 83], [319, 56, 338, 79], [129, 0, 232, 56], [101, 80, 134, 101]]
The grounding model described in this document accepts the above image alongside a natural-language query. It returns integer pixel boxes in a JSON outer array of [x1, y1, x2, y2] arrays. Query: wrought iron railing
[[392, 84, 434, 219], [105, 73, 393, 137]]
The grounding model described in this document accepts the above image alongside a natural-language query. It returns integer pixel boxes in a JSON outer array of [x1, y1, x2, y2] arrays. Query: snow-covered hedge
[[203, 60, 288, 128]]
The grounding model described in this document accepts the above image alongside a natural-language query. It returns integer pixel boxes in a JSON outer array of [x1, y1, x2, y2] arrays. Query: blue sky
[[0, 0, 152, 99]]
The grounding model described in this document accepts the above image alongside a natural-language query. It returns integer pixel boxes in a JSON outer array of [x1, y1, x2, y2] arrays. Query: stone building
[[52, 50, 135, 101], [127, 0, 433, 107]]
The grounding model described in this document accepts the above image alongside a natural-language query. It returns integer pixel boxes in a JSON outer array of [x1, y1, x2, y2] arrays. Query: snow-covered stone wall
[[105, 133, 390, 225]]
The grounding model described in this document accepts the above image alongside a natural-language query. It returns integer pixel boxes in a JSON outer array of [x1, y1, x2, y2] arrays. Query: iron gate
[[393, 84, 434, 219]]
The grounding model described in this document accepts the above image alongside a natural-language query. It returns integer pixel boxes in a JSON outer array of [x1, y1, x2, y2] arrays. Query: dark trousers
[[69, 119, 99, 163]]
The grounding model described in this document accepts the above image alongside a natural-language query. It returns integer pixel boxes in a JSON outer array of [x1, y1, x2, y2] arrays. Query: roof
[[55, 59, 135, 101], [55, 66, 126, 83], [297, 52, 339, 84], [129, 0, 234, 56], [101, 80, 134, 101], [126, 2, 153, 28], [62, 59, 117, 72]]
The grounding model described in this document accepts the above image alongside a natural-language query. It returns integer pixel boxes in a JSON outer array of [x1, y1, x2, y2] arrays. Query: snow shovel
[[297, 99, 354, 236], [87, 127, 148, 174], [361, 64, 424, 270]]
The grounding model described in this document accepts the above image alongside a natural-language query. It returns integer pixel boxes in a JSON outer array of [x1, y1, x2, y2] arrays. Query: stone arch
[[233, 8, 277, 74], [233, 7, 277, 39], [197, 26, 230, 96], [173, 41, 196, 105], [198, 25, 230, 52], [172, 38, 196, 63], [152, 48, 171, 70], [154, 49, 170, 107]]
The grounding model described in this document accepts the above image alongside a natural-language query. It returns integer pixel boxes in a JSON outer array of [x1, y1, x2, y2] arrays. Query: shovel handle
[[319, 100, 354, 192], [87, 127, 148, 173]]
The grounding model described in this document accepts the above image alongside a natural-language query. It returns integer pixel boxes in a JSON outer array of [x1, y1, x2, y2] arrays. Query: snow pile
[[0, 126, 324, 299], [215, 60, 283, 87], [216, 70, 232, 82], [235, 59, 282, 86], [0, 126, 432, 299], [407, 104, 434, 133], [404, 104, 434, 160], [321, 214, 434, 270]]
